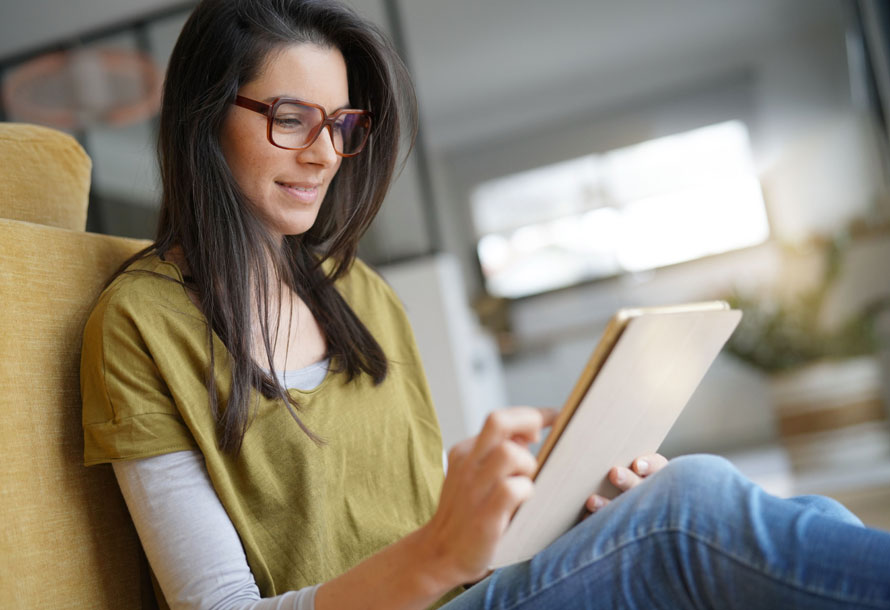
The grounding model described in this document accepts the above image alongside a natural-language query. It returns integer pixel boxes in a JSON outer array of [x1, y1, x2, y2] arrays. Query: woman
[[80, 0, 890, 608]]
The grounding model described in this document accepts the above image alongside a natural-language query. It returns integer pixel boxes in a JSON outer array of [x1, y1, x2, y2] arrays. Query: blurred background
[[3, 0, 890, 527]]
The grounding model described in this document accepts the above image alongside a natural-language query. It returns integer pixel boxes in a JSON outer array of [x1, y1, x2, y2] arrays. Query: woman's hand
[[585, 453, 669, 513], [316, 407, 557, 610], [417, 407, 558, 589]]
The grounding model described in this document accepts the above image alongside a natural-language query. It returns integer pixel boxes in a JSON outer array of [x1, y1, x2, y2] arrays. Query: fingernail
[[590, 496, 605, 510], [636, 459, 649, 475], [614, 469, 625, 484]]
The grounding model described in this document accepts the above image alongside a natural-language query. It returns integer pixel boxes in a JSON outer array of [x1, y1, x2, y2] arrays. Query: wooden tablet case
[[489, 302, 742, 569]]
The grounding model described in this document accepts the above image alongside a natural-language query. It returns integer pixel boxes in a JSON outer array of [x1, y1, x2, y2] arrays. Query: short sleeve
[[81, 281, 197, 466]]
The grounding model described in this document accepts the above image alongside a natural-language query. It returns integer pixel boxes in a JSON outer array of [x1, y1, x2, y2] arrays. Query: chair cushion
[[0, 217, 151, 608], [0, 123, 91, 231]]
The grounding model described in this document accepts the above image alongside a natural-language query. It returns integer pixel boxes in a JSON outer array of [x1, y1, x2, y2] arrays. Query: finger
[[632, 453, 669, 477], [610, 466, 643, 491], [476, 440, 538, 490], [440, 437, 476, 503], [483, 474, 535, 529], [509, 407, 559, 444], [586, 494, 610, 513], [537, 407, 560, 429], [471, 408, 548, 461], [446, 437, 475, 470]]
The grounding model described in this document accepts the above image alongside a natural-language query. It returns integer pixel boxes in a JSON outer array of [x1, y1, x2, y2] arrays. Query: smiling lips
[[276, 181, 320, 203]]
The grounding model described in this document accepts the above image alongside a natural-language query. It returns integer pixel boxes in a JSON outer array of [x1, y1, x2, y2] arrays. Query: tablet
[[489, 301, 742, 569]]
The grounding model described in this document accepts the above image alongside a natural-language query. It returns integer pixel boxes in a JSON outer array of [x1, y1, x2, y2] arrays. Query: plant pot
[[768, 355, 890, 473]]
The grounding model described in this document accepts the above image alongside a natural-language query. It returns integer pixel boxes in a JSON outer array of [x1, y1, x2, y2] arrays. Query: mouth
[[276, 181, 320, 203]]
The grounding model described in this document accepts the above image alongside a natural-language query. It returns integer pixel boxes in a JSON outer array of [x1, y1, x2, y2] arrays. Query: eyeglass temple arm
[[234, 95, 271, 115]]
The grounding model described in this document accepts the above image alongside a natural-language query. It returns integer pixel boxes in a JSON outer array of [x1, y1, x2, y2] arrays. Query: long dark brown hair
[[117, 0, 417, 452]]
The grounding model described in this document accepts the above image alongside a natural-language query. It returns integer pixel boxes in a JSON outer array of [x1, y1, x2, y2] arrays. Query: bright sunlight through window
[[472, 121, 770, 298]]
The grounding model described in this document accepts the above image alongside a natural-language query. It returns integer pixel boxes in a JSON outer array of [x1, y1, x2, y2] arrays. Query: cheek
[[327, 159, 342, 187], [229, 151, 261, 186], [220, 117, 263, 187], [322, 161, 342, 198]]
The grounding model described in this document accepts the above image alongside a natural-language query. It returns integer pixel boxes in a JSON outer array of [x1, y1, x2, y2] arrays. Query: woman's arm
[[113, 451, 317, 610], [116, 407, 556, 610], [315, 407, 557, 610]]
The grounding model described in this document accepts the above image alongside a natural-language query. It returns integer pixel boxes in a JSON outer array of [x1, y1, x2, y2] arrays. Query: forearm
[[115, 450, 454, 610], [112, 451, 317, 610], [314, 409, 553, 610], [314, 526, 455, 610]]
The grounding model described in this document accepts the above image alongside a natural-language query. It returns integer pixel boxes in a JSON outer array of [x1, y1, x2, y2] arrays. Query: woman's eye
[[274, 117, 303, 129], [332, 118, 354, 133]]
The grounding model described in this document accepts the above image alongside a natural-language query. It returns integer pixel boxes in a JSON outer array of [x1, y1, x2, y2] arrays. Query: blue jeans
[[442, 454, 890, 609]]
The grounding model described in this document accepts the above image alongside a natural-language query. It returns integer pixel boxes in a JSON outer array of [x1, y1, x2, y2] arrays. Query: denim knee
[[655, 453, 739, 485], [789, 494, 864, 526], [643, 454, 746, 513]]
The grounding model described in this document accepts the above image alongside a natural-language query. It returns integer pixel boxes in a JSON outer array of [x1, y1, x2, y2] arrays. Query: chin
[[270, 215, 319, 238]]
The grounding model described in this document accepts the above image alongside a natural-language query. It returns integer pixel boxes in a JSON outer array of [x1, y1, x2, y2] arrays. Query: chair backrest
[[0, 123, 155, 608], [0, 123, 92, 230]]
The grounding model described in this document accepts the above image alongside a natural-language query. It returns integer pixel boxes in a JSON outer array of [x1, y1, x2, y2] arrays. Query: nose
[[298, 125, 339, 167]]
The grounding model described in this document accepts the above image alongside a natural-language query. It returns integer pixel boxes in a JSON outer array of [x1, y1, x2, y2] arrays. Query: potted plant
[[724, 236, 890, 473]]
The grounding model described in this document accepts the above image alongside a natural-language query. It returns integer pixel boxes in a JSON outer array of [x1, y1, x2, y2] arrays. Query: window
[[471, 120, 770, 298]]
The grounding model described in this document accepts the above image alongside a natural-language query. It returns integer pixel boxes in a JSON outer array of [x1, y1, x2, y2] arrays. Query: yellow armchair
[[0, 123, 154, 608]]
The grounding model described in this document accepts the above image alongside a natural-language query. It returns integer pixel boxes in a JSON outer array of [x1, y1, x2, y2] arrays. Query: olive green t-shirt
[[81, 254, 452, 601]]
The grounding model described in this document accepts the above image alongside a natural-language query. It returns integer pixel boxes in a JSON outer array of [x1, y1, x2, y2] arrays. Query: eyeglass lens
[[272, 102, 369, 154]]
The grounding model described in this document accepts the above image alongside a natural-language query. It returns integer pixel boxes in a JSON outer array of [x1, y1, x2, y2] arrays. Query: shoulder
[[84, 254, 200, 344], [105, 254, 186, 300], [333, 257, 402, 310], [81, 255, 201, 463], [330, 257, 419, 347]]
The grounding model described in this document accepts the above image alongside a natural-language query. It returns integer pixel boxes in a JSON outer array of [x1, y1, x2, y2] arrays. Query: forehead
[[243, 43, 349, 110]]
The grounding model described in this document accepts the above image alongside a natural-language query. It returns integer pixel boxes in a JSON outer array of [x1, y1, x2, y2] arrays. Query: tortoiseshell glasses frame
[[233, 95, 373, 157]]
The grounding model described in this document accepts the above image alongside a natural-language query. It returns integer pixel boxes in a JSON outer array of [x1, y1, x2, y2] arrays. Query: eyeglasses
[[233, 95, 372, 157]]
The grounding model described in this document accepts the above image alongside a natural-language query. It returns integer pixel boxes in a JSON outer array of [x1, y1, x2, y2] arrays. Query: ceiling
[[396, 0, 846, 151], [1, 0, 846, 153]]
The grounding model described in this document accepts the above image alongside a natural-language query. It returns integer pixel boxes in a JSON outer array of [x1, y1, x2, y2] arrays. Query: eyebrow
[[262, 95, 352, 112]]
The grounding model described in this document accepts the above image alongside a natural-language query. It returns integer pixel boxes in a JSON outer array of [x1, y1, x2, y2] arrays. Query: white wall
[[430, 19, 890, 454], [380, 254, 508, 448], [433, 18, 868, 297]]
